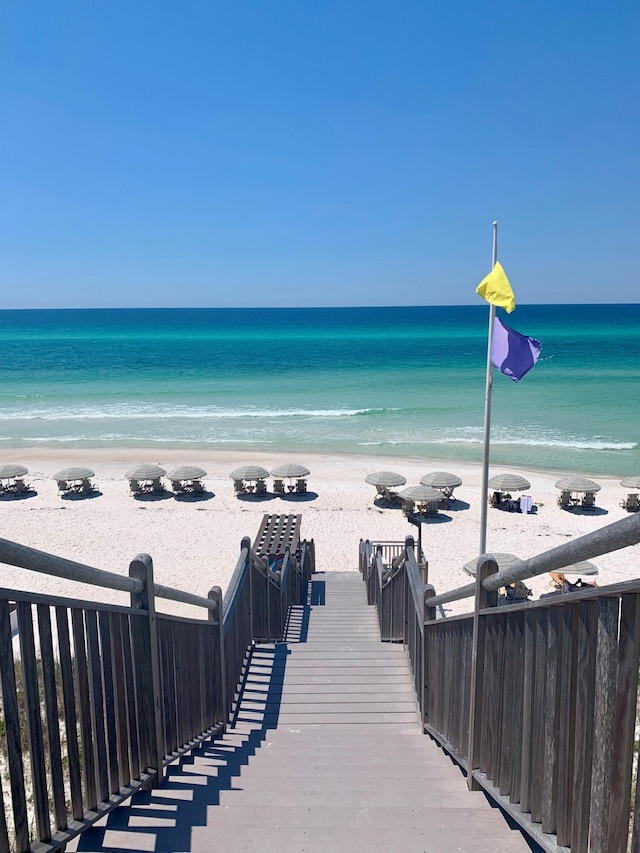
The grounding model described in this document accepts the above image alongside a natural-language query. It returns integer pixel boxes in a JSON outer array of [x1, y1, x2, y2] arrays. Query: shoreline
[[1, 447, 638, 619]]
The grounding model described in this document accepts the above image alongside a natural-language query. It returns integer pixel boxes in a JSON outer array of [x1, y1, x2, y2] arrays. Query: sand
[[1, 447, 638, 618]]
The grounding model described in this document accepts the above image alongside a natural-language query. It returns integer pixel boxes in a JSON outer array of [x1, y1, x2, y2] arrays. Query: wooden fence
[[361, 510, 640, 853], [0, 533, 312, 853]]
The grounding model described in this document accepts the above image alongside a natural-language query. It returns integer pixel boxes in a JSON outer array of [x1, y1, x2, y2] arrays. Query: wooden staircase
[[76, 572, 531, 853]]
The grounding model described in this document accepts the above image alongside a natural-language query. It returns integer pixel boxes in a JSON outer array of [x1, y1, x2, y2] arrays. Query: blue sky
[[2, 1, 638, 308]]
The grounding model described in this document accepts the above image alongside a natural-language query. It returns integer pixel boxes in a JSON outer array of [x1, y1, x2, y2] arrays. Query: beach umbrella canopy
[[126, 464, 166, 480], [463, 552, 526, 576], [167, 465, 207, 480], [230, 465, 269, 481], [54, 466, 95, 481], [397, 485, 444, 503], [555, 476, 601, 493], [488, 473, 531, 492], [620, 476, 640, 489], [365, 471, 407, 488], [0, 464, 28, 478], [271, 464, 311, 479], [420, 471, 462, 489], [552, 561, 599, 577]]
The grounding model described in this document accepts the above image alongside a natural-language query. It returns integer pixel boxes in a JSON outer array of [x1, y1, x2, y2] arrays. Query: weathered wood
[[541, 605, 559, 834], [588, 596, 620, 851], [86, 608, 109, 803], [210, 586, 227, 729], [0, 600, 29, 851], [571, 600, 597, 853], [528, 608, 547, 824], [110, 612, 132, 789], [98, 610, 120, 794], [36, 604, 67, 830], [555, 603, 577, 847], [55, 606, 84, 821], [121, 614, 141, 781], [467, 557, 498, 789], [71, 608, 97, 810], [129, 553, 165, 785], [519, 609, 535, 812], [17, 601, 51, 843], [608, 593, 640, 853]]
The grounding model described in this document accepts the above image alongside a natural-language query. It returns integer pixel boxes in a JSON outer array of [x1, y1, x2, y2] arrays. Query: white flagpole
[[478, 221, 499, 555]]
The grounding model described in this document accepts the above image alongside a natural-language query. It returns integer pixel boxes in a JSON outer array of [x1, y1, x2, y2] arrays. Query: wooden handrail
[[427, 512, 640, 609]]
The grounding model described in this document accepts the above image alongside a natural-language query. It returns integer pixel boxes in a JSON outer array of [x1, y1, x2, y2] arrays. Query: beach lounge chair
[[129, 478, 141, 494], [402, 499, 415, 516], [233, 479, 246, 495], [57, 479, 69, 494], [296, 478, 307, 494], [14, 478, 29, 494], [151, 477, 164, 493], [489, 491, 502, 507], [621, 493, 639, 511], [273, 479, 285, 495], [171, 480, 183, 494], [256, 479, 267, 494], [582, 492, 596, 510], [519, 495, 533, 514], [557, 490, 571, 508], [192, 480, 204, 493]]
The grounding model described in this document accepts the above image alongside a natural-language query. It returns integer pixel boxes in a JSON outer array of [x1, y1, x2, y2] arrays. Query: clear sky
[[2, 1, 638, 308]]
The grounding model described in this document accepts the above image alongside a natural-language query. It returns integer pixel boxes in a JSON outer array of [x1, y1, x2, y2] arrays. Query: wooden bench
[[253, 513, 301, 559]]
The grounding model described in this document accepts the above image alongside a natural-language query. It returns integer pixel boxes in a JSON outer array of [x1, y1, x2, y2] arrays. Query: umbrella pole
[[479, 221, 499, 555]]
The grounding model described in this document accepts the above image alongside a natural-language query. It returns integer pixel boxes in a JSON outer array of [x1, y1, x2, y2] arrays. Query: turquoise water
[[0, 306, 638, 476]]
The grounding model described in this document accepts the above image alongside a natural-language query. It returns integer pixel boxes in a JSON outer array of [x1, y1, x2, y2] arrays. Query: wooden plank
[[0, 600, 29, 851], [98, 610, 120, 795], [519, 609, 535, 812], [86, 608, 109, 803], [120, 614, 141, 782], [571, 600, 597, 853], [588, 596, 620, 851], [17, 600, 50, 843], [529, 608, 547, 824], [36, 603, 67, 831], [71, 608, 97, 810], [55, 606, 83, 821], [608, 593, 640, 853], [110, 613, 131, 789], [556, 602, 577, 848], [541, 605, 559, 834]]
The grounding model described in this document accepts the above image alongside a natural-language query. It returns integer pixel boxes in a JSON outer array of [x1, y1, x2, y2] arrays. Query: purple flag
[[491, 316, 541, 382]]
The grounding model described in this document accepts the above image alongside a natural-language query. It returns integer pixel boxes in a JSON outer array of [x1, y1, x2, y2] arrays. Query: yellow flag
[[476, 261, 516, 313]]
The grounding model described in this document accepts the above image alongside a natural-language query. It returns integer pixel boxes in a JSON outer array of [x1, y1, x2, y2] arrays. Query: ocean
[[0, 305, 638, 476]]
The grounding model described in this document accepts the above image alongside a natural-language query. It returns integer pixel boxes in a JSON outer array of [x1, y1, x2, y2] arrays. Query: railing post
[[208, 586, 227, 732], [129, 553, 165, 787], [241, 536, 253, 641], [423, 584, 436, 726], [467, 555, 498, 790]]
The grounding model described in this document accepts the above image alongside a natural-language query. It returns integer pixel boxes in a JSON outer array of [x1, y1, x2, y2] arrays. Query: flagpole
[[478, 221, 499, 555]]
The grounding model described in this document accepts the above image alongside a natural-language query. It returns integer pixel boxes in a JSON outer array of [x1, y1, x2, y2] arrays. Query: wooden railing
[[361, 513, 640, 853], [0, 532, 312, 853]]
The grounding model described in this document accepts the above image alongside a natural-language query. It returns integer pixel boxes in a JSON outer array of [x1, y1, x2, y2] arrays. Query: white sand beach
[[1, 447, 638, 617]]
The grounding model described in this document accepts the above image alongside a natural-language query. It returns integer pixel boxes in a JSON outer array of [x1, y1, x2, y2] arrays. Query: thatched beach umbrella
[[230, 465, 269, 481], [54, 466, 95, 481], [420, 471, 462, 489], [463, 552, 526, 576], [488, 473, 531, 492], [620, 476, 640, 489], [555, 476, 601, 493], [126, 464, 166, 480], [0, 464, 28, 479], [397, 485, 444, 503], [365, 471, 407, 488], [271, 464, 310, 479], [167, 465, 207, 481]]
